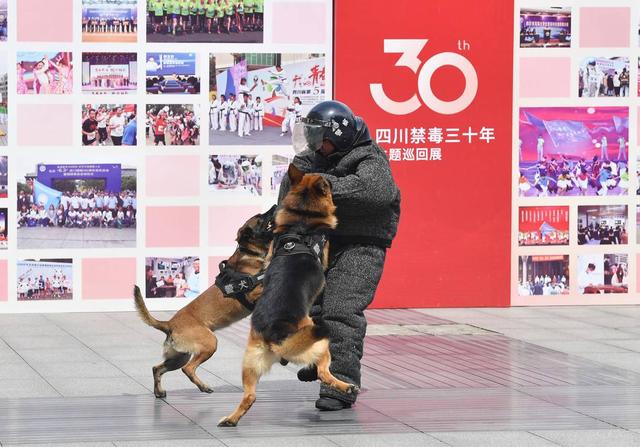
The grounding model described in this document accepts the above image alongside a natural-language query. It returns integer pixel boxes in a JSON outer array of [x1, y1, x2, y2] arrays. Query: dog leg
[[153, 351, 191, 398], [180, 330, 218, 393], [316, 347, 359, 395]]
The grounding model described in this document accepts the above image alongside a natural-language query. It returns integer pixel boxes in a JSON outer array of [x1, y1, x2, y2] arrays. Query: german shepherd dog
[[218, 165, 358, 427], [133, 208, 274, 398]]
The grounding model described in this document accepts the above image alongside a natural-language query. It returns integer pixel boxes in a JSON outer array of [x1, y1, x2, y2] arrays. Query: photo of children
[[0, 156, 6, 198], [17, 52, 73, 95], [146, 104, 200, 146], [271, 153, 293, 195], [16, 154, 137, 249], [82, 53, 137, 95], [520, 7, 571, 48], [146, 53, 200, 94], [82, 0, 137, 42], [577, 205, 627, 245], [145, 257, 200, 298], [81, 104, 137, 146], [578, 57, 629, 98], [518, 206, 569, 246], [518, 255, 569, 296], [147, 0, 264, 43], [578, 254, 628, 294], [17, 259, 73, 301], [208, 155, 262, 197], [518, 107, 629, 197], [0, 208, 6, 249], [209, 53, 326, 145]]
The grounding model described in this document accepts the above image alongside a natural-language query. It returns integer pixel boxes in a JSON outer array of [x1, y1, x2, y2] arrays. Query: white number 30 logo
[[370, 39, 478, 116]]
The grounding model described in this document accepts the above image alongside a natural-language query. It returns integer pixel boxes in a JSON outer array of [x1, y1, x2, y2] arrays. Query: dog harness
[[272, 232, 327, 262], [214, 261, 264, 311]]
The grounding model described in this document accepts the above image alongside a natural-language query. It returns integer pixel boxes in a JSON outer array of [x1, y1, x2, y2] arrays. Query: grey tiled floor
[[1, 307, 640, 445]]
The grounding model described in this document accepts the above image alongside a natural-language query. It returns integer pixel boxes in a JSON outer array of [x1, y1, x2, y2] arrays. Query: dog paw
[[346, 384, 360, 395], [154, 390, 167, 399], [217, 417, 237, 427], [199, 385, 214, 394]]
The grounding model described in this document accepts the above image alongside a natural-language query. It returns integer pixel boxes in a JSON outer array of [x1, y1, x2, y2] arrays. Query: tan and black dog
[[218, 165, 358, 427], [133, 208, 274, 398]]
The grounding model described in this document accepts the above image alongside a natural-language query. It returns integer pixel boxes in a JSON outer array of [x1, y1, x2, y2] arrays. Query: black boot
[[297, 365, 318, 382], [315, 397, 351, 411]]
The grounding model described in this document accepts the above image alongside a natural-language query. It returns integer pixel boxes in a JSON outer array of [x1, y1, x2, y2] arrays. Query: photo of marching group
[[518, 107, 629, 197], [272, 153, 294, 196], [82, 104, 137, 146], [82, 53, 137, 95], [209, 53, 326, 145], [146, 0, 264, 43], [0, 208, 6, 249], [518, 255, 570, 296], [577, 205, 628, 245], [518, 206, 569, 246], [17, 52, 73, 95], [82, 0, 137, 42], [145, 257, 201, 298], [520, 7, 571, 48], [578, 57, 630, 98], [17, 259, 73, 301], [208, 155, 262, 197], [16, 155, 137, 249], [0, 156, 7, 198], [578, 254, 628, 294], [146, 104, 200, 146], [146, 53, 200, 94]]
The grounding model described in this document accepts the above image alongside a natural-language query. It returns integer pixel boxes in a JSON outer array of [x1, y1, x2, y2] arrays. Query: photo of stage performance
[[578, 253, 628, 295], [17, 52, 73, 95], [518, 255, 569, 296], [82, 53, 137, 95], [82, 0, 137, 42], [518, 206, 569, 246], [520, 7, 571, 48], [518, 107, 629, 197], [579, 57, 630, 97], [577, 205, 628, 245]]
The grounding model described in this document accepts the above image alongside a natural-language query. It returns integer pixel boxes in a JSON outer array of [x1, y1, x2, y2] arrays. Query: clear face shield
[[292, 118, 327, 154]]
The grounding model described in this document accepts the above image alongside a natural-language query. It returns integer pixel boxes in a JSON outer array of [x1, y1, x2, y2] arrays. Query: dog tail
[[133, 285, 170, 334], [269, 317, 330, 360]]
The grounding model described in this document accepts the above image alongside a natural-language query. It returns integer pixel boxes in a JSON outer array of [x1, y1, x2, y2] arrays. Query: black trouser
[[310, 242, 386, 403], [111, 135, 122, 145]]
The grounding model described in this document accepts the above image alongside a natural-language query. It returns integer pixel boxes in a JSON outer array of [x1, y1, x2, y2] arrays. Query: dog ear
[[313, 178, 330, 196], [288, 164, 304, 186]]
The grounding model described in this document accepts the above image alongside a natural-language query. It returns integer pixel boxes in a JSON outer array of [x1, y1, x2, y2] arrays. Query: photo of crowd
[[518, 255, 569, 296], [272, 153, 293, 195], [518, 107, 629, 197], [518, 206, 569, 246], [17, 259, 73, 301], [146, 0, 264, 43], [578, 254, 628, 294], [16, 155, 137, 249], [0, 156, 7, 198], [145, 257, 201, 298], [17, 52, 73, 95], [209, 155, 262, 197], [0, 0, 6, 41], [577, 205, 628, 245], [0, 208, 6, 249], [82, 104, 137, 146], [82, 53, 137, 95], [578, 57, 630, 98], [520, 7, 571, 48], [82, 0, 137, 42], [209, 53, 326, 145], [146, 104, 200, 146], [146, 53, 200, 94]]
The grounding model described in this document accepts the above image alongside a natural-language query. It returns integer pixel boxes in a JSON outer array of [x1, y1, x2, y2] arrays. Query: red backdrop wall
[[334, 0, 514, 308]]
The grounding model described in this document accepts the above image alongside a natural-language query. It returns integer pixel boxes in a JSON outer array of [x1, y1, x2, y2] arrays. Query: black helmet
[[302, 100, 357, 151]]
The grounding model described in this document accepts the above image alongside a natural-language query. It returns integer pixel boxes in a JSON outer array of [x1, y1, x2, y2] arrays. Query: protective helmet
[[293, 100, 357, 153]]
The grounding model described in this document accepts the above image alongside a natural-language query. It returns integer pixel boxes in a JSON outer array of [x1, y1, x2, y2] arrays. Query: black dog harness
[[272, 232, 327, 262], [214, 261, 264, 311]]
